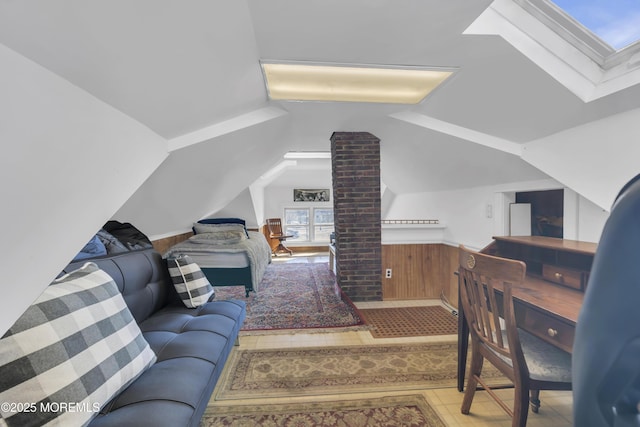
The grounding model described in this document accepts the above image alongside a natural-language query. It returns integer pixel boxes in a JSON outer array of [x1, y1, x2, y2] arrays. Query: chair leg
[[512, 384, 531, 427], [461, 348, 483, 414], [273, 239, 292, 256], [530, 389, 541, 413]]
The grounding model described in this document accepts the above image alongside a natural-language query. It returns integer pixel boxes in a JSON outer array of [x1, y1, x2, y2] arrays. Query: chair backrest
[[266, 218, 284, 237], [458, 245, 528, 378]]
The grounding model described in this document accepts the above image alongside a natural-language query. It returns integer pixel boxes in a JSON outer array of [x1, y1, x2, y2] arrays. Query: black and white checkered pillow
[[166, 255, 214, 308], [0, 262, 156, 427]]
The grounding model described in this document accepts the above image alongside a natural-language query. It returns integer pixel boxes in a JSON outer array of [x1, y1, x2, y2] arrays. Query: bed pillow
[[189, 229, 246, 245], [195, 218, 249, 237], [197, 217, 245, 226], [0, 262, 156, 427], [166, 255, 215, 308], [193, 222, 248, 237]]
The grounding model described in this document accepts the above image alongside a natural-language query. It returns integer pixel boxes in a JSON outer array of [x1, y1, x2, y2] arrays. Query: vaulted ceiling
[[2, 0, 640, 236]]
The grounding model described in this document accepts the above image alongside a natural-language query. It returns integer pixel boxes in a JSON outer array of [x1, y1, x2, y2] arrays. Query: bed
[[164, 219, 272, 297]]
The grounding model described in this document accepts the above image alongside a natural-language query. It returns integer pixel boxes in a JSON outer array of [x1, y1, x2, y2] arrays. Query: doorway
[[516, 189, 564, 238]]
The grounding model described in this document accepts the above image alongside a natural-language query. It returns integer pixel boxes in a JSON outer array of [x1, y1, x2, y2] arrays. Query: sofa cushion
[[93, 299, 246, 427], [65, 250, 176, 324], [166, 255, 214, 308], [139, 300, 246, 364], [0, 262, 156, 427]]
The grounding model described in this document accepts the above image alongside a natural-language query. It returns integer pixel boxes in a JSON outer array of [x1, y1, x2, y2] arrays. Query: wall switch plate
[[385, 268, 392, 279]]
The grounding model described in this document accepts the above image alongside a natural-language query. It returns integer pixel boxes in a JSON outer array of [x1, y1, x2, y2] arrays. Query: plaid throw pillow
[[166, 255, 214, 308], [0, 262, 156, 427]]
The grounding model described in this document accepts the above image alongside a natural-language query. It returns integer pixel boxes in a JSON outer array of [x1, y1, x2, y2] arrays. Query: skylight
[[551, 0, 640, 50]]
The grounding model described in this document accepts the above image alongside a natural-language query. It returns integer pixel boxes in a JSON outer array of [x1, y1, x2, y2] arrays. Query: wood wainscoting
[[381, 243, 459, 308], [151, 232, 192, 255], [152, 234, 459, 308]]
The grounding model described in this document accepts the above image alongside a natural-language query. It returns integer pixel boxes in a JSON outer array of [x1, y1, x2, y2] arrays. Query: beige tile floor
[[230, 251, 574, 426]]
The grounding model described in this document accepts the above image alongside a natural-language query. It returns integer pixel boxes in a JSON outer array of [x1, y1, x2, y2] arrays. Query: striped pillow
[[0, 262, 156, 427], [167, 255, 215, 308]]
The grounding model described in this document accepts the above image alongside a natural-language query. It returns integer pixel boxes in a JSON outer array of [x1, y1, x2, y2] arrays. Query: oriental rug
[[200, 394, 445, 427], [214, 342, 506, 400], [213, 262, 366, 333], [360, 306, 458, 338]]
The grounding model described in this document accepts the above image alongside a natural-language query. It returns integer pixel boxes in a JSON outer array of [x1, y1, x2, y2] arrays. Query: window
[[284, 207, 334, 243], [313, 208, 334, 242], [514, 0, 640, 68], [550, 0, 640, 50]]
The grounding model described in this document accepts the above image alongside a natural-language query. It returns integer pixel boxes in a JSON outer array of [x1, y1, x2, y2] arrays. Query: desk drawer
[[542, 264, 584, 290], [520, 307, 574, 353]]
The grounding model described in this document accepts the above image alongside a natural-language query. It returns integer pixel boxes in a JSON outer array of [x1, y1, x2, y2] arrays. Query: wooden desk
[[457, 236, 597, 391]]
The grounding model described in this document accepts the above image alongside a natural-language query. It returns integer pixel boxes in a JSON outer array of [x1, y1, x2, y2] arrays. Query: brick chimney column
[[330, 132, 382, 301]]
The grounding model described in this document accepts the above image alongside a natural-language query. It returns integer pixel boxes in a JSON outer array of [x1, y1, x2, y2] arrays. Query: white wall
[[523, 107, 640, 211], [210, 188, 259, 229], [385, 179, 609, 250], [113, 116, 291, 239], [0, 44, 168, 336], [576, 196, 609, 243]]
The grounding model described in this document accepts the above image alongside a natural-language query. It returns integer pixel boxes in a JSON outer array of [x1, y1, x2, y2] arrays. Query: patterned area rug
[[360, 306, 458, 338], [215, 342, 506, 400], [200, 394, 446, 426], [213, 262, 365, 332]]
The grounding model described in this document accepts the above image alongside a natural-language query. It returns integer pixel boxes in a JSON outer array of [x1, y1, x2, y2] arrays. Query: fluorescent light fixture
[[261, 62, 454, 104], [284, 151, 331, 159]]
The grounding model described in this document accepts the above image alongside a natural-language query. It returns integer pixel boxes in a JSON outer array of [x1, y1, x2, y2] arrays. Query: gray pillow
[[192, 222, 247, 236], [0, 262, 156, 427], [166, 255, 215, 308]]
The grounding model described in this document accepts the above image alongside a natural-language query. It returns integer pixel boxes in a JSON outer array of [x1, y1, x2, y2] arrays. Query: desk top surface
[[511, 275, 583, 324], [484, 236, 594, 324], [492, 235, 597, 255]]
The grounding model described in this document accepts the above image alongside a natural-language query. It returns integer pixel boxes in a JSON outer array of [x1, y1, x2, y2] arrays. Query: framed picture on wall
[[294, 189, 330, 202]]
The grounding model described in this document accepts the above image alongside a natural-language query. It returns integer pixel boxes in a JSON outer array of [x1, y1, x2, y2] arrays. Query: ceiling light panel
[[261, 62, 454, 104], [284, 151, 331, 159]]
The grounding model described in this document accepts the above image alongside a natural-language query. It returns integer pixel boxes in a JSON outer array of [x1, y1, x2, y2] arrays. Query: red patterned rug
[[213, 262, 365, 331], [201, 394, 445, 426]]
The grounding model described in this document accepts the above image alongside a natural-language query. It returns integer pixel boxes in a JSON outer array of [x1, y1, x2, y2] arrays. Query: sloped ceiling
[[2, 0, 640, 237]]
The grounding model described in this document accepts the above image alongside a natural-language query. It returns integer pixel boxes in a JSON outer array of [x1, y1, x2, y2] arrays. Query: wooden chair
[[458, 245, 572, 427], [266, 218, 293, 256]]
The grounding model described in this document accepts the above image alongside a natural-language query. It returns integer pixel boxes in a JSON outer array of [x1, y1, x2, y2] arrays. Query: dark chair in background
[[573, 173, 640, 427], [266, 218, 293, 256], [458, 245, 572, 427]]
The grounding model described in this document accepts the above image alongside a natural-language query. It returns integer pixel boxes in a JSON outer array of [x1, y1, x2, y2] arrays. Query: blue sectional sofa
[[61, 248, 246, 427]]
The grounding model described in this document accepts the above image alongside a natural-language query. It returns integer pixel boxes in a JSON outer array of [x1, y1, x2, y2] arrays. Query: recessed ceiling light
[[261, 62, 454, 104], [283, 151, 331, 159]]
